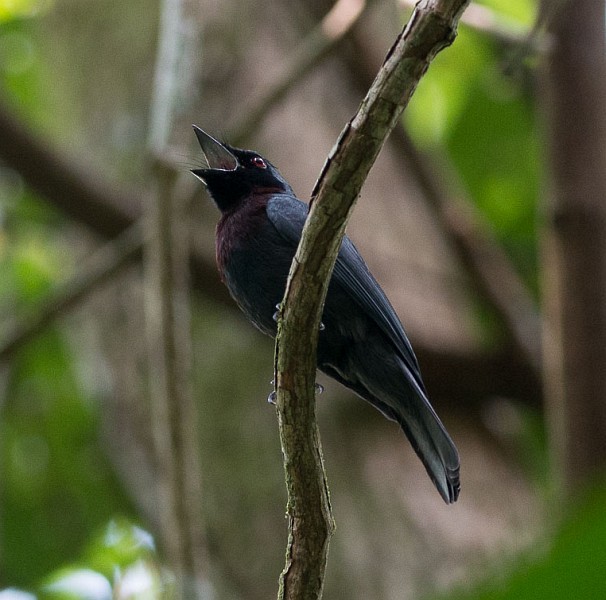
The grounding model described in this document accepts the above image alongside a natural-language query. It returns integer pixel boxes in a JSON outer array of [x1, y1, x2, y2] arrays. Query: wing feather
[[267, 195, 424, 388]]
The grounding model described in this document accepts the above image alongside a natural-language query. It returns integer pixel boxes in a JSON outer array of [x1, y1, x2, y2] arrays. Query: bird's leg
[[268, 296, 324, 405]]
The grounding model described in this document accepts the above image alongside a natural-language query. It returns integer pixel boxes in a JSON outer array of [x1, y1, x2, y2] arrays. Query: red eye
[[251, 156, 267, 169]]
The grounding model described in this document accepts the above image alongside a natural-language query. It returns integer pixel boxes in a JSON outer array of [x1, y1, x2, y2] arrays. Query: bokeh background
[[1, 0, 606, 598]]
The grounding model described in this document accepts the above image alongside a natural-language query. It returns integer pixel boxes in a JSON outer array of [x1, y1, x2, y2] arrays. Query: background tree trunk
[[542, 0, 606, 498]]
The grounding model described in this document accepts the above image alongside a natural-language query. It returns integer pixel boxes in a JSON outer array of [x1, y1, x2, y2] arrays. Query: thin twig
[[228, 0, 373, 144], [274, 1, 470, 598]]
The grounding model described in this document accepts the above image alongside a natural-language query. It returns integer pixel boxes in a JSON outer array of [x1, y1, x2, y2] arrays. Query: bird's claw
[[272, 304, 281, 323]]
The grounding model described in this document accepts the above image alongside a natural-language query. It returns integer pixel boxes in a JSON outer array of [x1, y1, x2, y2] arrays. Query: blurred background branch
[[227, 0, 374, 144], [143, 0, 208, 595], [0, 220, 143, 362]]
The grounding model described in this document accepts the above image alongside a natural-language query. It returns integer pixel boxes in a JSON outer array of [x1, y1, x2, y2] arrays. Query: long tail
[[367, 388, 460, 503], [354, 357, 460, 503], [321, 361, 460, 503], [394, 390, 460, 503], [379, 358, 460, 504]]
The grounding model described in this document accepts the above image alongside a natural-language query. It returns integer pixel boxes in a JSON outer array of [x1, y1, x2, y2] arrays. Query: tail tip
[[442, 465, 461, 504]]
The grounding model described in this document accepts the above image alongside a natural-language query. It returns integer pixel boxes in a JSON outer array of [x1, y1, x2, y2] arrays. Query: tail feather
[[357, 361, 460, 503], [319, 358, 460, 503], [390, 358, 460, 503], [396, 407, 460, 503]]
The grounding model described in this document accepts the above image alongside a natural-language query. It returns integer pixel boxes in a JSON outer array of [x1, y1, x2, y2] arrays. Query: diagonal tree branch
[[273, 1, 470, 598], [0, 95, 137, 237], [395, 129, 542, 374], [0, 95, 230, 307]]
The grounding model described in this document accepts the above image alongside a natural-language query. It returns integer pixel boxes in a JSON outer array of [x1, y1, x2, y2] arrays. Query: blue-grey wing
[[266, 195, 423, 389]]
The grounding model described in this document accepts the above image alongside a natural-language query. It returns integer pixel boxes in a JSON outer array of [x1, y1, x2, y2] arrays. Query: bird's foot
[[273, 304, 325, 332], [268, 381, 323, 405], [268, 379, 276, 404]]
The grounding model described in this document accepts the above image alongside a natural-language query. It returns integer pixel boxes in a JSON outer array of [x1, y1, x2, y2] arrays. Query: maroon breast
[[215, 192, 273, 281]]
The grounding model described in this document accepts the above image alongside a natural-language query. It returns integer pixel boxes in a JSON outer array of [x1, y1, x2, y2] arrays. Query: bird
[[191, 125, 460, 504]]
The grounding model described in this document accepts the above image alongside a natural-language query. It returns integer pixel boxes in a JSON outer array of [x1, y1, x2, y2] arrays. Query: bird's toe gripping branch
[[267, 381, 324, 405], [273, 304, 325, 331]]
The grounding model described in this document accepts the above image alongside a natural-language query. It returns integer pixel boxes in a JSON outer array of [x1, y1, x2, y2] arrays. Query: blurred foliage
[[1, 0, 158, 583], [0, 236, 135, 586], [476, 0, 535, 22], [1, 329, 133, 585], [407, 0, 540, 290], [4, 519, 162, 599], [0, 0, 51, 23], [0, 6, 139, 588], [433, 485, 606, 600]]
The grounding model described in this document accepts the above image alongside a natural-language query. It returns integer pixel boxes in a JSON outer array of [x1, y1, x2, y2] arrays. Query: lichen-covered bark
[[273, 1, 470, 598]]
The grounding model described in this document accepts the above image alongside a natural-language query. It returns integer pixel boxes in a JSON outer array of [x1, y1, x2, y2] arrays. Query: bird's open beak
[[192, 125, 238, 172]]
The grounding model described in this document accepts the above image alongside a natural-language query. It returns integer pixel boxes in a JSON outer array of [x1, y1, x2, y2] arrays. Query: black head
[[191, 126, 293, 213]]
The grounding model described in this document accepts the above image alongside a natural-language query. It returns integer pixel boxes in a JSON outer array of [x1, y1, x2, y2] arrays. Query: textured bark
[[542, 0, 606, 496], [274, 1, 470, 598]]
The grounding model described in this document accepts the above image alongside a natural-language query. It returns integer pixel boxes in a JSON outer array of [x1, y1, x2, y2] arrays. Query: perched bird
[[192, 126, 460, 503]]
